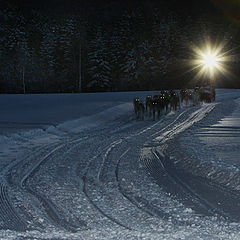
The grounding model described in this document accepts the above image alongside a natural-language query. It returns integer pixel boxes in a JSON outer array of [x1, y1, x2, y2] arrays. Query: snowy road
[[1, 89, 240, 239]]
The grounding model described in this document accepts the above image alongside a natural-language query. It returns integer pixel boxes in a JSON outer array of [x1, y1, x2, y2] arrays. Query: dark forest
[[1, 0, 240, 93]]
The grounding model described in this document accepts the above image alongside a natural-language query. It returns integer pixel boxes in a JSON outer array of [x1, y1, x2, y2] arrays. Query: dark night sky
[[3, 0, 240, 27], [4, 0, 220, 16]]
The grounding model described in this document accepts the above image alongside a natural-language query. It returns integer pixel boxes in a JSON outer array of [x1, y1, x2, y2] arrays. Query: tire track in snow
[[151, 148, 240, 222], [110, 105, 215, 223], [80, 117, 169, 230], [151, 149, 228, 217], [5, 118, 139, 232], [3, 104, 212, 232], [0, 183, 27, 231], [141, 103, 238, 220], [19, 137, 89, 232], [115, 147, 172, 220], [81, 108, 197, 228], [182, 173, 240, 222], [81, 145, 133, 231], [0, 144, 55, 231], [17, 125, 128, 231], [153, 104, 216, 144], [3, 120, 131, 232], [2, 137, 88, 232]]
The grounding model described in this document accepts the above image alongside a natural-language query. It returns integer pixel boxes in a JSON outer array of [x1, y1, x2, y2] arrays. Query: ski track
[[151, 149, 228, 218], [81, 141, 133, 231], [2, 140, 85, 232], [115, 147, 176, 221], [141, 104, 234, 218], [78, 113, 178, 230], [0, 117, 138, 232], [2, 95, 240, 238], [0, 103, 215, 232], [78, 104, 216, 231], [142, 101, 240, 224], [0, 184, 27, 231]]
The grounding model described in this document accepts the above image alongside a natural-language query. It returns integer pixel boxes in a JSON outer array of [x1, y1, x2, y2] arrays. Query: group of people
[[133, 86, 216, 121]]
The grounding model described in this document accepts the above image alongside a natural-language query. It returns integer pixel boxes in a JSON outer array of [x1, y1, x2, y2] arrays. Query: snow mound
[[57, 103, 132, 133]]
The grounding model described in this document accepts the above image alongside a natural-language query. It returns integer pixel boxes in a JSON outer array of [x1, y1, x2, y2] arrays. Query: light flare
[[203, 54, 218, 68], [190, 40, 232, 82]]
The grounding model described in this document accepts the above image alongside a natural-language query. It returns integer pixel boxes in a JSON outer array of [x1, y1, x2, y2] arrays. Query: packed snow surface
[[0, 89, 240, 239]]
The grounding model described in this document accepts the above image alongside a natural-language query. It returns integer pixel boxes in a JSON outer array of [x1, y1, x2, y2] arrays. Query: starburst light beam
[[190, 40, 231, 81]]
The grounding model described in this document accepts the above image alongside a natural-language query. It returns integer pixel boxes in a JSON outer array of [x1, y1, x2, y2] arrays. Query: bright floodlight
[[203, 53, 218, 68], [190, 40, 231, 81]]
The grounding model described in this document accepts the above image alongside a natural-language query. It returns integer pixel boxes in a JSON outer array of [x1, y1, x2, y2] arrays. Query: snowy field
[[1, 89, 240, 239]]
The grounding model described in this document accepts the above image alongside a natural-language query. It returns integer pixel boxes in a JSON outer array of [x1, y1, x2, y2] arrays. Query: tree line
[[0, 2, 239, 93]]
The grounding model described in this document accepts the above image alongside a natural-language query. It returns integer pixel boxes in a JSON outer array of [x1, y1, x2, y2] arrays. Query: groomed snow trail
[[1, 90, 240, 239]]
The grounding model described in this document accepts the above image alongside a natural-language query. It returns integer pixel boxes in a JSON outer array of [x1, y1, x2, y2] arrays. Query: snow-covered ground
[[1, 89, 240, 239]]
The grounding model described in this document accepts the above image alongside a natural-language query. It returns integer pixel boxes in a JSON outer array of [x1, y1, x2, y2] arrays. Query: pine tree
[[87, 25, 111, 92]]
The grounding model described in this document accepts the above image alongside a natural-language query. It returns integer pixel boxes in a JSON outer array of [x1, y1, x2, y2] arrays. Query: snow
[[0, 91, 156, 134], [0, 89, 240, 239]]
